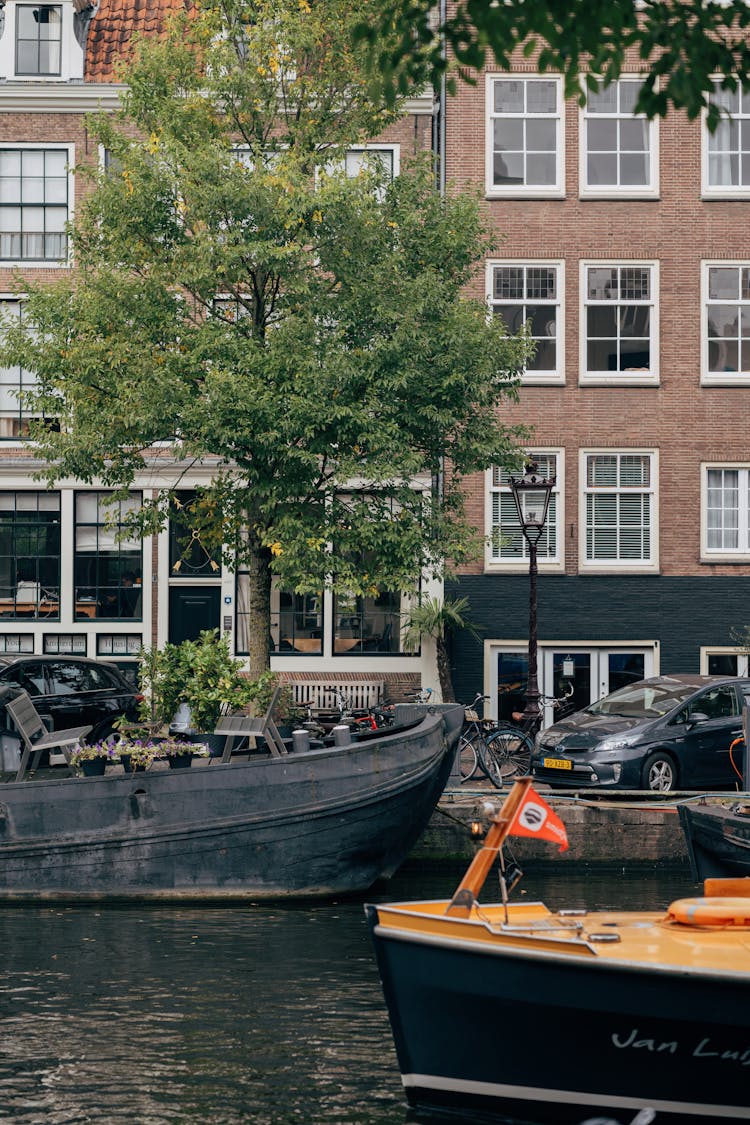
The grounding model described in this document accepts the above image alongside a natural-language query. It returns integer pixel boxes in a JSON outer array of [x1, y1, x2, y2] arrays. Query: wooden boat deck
[[374, 896, 750, 974]]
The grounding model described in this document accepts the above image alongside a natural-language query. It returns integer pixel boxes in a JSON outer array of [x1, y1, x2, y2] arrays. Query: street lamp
[[508, 461, 556, 734]]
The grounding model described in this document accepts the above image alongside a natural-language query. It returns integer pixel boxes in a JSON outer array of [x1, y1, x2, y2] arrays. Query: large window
[[486, 76, 563, 196], [16, 5, 61, 75], [582, 452, 657, 568], [333, 587, 401, 655], [489, 263, 563, 382], [488, 452, 562, 569], [581, 78, 657, 196], [581, 263, 658, 382], [236, 580, 324, 656], [0, 491, 60, 619], [704, 81, 750, 195], [703, 263, 750, 382], [0, 299, 39, 438], [74, 492, 142, 620], [0, 148, 69, 263], [703, 466, 750, 557]]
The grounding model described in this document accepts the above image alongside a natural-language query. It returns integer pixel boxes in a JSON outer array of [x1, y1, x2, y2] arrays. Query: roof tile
[[86, 0, 191, 83]]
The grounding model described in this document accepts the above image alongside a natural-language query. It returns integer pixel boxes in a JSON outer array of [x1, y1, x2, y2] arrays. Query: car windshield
[[586, 681, 698, 718]]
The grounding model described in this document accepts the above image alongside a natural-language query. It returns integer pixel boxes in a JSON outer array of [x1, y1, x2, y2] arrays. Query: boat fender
[[666, 896, 750, 927]]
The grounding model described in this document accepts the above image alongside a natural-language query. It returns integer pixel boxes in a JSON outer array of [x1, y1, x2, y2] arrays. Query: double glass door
[[492, 645, 656, 728]]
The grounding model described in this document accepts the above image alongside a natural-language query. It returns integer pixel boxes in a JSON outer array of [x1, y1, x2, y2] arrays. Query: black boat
[[368, 779, 750, 1124], [679, 798, 750, 880], [0, 704, 461, 900]]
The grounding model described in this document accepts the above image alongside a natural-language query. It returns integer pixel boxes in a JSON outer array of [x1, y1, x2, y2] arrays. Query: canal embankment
[[411, 786, 742, 869]]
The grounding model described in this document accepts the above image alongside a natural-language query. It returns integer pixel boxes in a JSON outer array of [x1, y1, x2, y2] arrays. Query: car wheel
[[641, 751, 677, 792]]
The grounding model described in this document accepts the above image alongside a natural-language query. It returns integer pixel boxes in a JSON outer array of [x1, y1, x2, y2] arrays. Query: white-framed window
[[701, 464, 750, 559], [703, 80, 750, 197], [580, 262, 658, 383], [580, 78, 658, 197], [16, 4, 61, 75], [0, 297, 39, 439], [486, 451, 564, 572], [488, 261, 564, 383], [0, 145, 72, 265], [580, 450, 658, 570], [702, 262, 750, 383], [700, 648, 750, 676], [486, 75, 564, 197]]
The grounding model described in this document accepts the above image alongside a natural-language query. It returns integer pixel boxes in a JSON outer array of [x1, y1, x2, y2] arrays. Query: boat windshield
[[586, 681, 697, 718]]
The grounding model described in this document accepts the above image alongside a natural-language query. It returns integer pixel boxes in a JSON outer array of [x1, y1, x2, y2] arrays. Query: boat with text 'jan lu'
[[0, 702, 462, 901], [366, 777, 750, 1124]]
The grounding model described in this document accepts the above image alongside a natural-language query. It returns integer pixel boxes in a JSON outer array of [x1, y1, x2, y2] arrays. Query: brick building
[[0, 0, 433, 700], [445, 57, 750, 722]]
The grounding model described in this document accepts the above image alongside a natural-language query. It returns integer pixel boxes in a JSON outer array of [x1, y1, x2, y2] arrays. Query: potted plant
[[70, 741, 120, 777], [160, 737, 210, 769]]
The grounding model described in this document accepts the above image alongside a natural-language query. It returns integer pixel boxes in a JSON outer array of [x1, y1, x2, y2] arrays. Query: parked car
[[532, 674, 750, 792], [0, 656, 141, 750]]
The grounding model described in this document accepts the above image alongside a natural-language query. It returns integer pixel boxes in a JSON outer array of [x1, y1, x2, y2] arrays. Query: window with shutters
[[702, 465, 750, 559], [486, 451, 563, 571], [581, 451, 657, 570]]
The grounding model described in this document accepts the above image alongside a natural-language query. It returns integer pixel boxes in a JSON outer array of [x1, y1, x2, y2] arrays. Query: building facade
[[0, 0, 436, 700], [446, 61, 750, 722]]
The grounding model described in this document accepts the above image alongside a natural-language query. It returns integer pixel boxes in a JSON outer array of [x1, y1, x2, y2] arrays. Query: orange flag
[[507, 785, 569, 852]]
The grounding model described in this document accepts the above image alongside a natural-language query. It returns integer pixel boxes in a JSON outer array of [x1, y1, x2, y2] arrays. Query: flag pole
[[445, 777, 532, 917]]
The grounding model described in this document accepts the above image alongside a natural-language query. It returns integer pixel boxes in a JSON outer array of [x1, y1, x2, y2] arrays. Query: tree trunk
[[436, 636, 455, 702], [244, 537, 273, 678]]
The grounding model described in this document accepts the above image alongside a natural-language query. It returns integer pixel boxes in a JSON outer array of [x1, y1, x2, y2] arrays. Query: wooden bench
[[7, 690, 93, 782], [212, 685, 288, 762]]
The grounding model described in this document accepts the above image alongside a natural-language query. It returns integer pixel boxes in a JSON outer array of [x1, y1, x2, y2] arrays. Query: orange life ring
[[666, 896, 750, 927]]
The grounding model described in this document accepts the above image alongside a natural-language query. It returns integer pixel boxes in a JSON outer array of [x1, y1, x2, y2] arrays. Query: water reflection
[[0, 865, 697, 1124]]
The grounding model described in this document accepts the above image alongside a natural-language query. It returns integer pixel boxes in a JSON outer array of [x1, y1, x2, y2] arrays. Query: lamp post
[[508, 461, 556, 735]]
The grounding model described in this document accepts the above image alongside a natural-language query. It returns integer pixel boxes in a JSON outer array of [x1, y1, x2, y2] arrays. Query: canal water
[[0, 864, 698, 1125]]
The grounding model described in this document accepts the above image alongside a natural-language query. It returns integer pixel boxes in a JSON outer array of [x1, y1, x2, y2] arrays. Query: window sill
[[701, 374, 750, 386], [485, 189, 566, 201], [700, 555, 750, 565], [579, 189, 660, 201], [580, 375, 659, 387], [579, 563, 659, 575]]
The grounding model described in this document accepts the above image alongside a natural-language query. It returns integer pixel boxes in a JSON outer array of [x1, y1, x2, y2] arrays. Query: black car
[[0, 656, 141, 748], [532, 674, 750, 792]]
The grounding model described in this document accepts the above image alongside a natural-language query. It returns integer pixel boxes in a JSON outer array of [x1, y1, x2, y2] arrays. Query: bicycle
[[480, 682, 576, 787], [457, 694, 504, 784]]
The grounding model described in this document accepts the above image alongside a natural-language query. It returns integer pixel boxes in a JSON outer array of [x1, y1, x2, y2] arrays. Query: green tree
[[1, 0, 531, 677], [361, 0, 750, 127], [402, 595, 481, 702]]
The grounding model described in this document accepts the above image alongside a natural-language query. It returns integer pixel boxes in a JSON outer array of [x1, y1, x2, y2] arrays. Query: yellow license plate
[[543, 757, 572, 770]]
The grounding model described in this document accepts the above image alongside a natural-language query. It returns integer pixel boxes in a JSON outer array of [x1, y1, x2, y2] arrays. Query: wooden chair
[[7, 690, 93, 782], [213, 685, 288, 763]]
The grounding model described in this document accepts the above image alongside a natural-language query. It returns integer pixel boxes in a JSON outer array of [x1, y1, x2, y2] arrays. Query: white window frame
[[702, 78, 750, 199], [701, 261, 750, 385], [485, 74, 564, 199], [486, 259, 565, 384], [579, 449, 659, 572], [700, 647, 750, 676], [579, 77, 659, 199], [485, 449, 565, 573], [0, 142, 74, 268], [579, 260, 659, 385], [701, 462, 750, 561], [0, 292, 42, 443], [0, 1, 84, 81]]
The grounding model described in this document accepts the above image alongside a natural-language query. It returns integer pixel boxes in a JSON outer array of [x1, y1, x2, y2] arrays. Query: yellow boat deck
[[374, 895, 750, 974]]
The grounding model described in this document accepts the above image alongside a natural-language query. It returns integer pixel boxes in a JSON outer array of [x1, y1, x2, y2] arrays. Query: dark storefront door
[[168, 586, 221, 645]]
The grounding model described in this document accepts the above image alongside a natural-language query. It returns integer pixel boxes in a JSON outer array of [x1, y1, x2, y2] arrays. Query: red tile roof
[[86, 0, 191, 83]]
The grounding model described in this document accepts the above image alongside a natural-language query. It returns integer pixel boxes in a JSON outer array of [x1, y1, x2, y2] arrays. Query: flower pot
[[168, 753, 193, 769], [81, 758, 107, 777], [189, 732, 225, 758]]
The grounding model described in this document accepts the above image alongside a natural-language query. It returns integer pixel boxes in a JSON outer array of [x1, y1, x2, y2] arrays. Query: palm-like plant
[[402, 596, 482, 702]]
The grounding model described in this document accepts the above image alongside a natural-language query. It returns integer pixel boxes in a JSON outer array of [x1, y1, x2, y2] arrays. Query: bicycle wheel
[[484, 727, 533, 782], [476, 734, 504, 788], [457, 733, 479, 782]]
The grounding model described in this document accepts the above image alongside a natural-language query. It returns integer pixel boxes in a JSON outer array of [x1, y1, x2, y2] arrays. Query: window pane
[[494, 81, 524, 113], [525, 153, 556, 185]]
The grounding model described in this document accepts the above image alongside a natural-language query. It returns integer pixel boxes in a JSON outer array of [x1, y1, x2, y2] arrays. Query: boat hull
[[679, 801, 750, 880], [0, 708, 460, 900], [367, 906, 750, 1124]]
